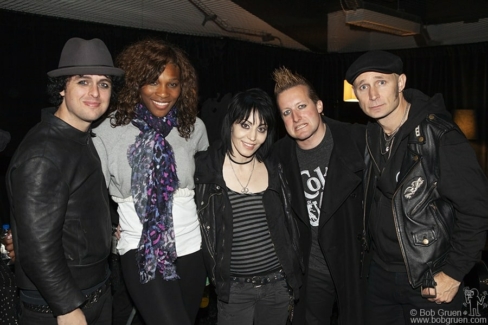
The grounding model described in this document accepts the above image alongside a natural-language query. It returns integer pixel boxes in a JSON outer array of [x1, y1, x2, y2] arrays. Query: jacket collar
[[194, 141, 226, 186], [365, 88, 450, 160], [322, 116, 364, 173], [262, 153, 281, 193], [280, 116, 363, 227], [42, 107, 92, 145], [320, 117, 363, 227]]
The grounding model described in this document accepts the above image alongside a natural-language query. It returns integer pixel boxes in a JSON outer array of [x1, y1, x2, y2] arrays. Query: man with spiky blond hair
[[272, 67, 365, 325]]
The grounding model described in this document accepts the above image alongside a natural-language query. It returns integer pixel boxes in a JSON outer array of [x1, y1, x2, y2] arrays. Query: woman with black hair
[[195, 88, 303, 325]]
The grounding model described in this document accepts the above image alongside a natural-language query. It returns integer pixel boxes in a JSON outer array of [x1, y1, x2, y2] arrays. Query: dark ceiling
[[1, 0, 487, 53], [232, 0, 488, 52]]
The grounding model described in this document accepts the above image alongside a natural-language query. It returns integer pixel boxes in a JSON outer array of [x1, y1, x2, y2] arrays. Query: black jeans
[[365, 260, 465, 325], [18, 287, 112, 325], [217, 278, 291, 325], [120, 249, 206, 325], [109, 253, 144, 325], [303, 268, 336, 325]]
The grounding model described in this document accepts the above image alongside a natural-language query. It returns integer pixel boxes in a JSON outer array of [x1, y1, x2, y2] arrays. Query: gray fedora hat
[[47, 37, 124, 77]]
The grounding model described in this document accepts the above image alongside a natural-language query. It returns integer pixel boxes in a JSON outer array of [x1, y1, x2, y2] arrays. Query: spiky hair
[[272, 66, 319, 103]]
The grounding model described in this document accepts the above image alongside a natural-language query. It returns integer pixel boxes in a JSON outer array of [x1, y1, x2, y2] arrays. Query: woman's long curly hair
[[111, 39, 198, 139]]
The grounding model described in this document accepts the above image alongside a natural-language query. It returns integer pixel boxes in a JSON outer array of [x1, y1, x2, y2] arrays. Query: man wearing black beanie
[[346, 50, 488, 324]]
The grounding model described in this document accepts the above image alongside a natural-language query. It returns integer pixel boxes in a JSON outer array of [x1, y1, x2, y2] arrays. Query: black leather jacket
[[365, 115, 456, 288], [363, 89, 488, 288], [6, 108, 111, 316], [194, 142, 303, 303]]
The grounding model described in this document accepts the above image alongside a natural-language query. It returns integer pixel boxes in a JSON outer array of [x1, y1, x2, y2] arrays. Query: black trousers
[[18, 287, 112, 325], [293, 268, 337, 325], [120, 249, 206, 325], [365, 260, 465, 325], [304, 268, 336, 325], [110, 253, 144, 325]]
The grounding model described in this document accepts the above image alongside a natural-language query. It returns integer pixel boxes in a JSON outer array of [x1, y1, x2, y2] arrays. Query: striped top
[[228, 189, 281, 276]]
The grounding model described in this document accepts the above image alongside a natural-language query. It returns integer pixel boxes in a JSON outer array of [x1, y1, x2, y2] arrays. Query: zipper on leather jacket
[[391, 199, 411, 285], [200, 222, 217, 282], [197, 188, 222, 283], [362, 134, 378, 254], [365, 131, 416, 286], [391, 163, 421, 287], [202, 186, 226, 288], [362, 166, 373, 253], [429, 199, 449, 239], [218, 213, 226, 288], [361, 136, 376, 278]]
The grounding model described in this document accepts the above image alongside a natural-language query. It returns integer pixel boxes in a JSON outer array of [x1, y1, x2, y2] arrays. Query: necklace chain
[[379, 132, 395, 156], [379, 105, 410, 156], [228, 154, 255, 194]]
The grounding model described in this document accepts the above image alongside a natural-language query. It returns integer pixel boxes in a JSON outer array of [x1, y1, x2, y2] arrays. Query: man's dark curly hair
[[111, 39, 198, 140], [47, 75, 123, 108]]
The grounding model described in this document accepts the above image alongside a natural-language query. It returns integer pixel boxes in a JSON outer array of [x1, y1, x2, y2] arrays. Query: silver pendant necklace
[[379, 104, 410, 157], [380, 130, 395, 156], [228, 154, 256, 194]]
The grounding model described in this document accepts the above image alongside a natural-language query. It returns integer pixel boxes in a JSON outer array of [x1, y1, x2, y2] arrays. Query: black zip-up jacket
[[6, 108, 112, 316], [194, 142, 303, 303], [363, 89, 488, 287]]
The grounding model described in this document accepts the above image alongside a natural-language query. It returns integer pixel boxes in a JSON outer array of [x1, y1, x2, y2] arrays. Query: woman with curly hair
[[92, 39, 209, 325]]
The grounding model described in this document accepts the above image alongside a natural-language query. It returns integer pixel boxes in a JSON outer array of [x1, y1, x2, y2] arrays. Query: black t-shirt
[[296, 126, 333, 272], [369, 126, 407, 272]]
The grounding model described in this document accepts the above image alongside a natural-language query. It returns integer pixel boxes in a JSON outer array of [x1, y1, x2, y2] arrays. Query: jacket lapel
[[318, 120, 363, 230], [319, 153, 361, 228], [397, 131, 422, 186]]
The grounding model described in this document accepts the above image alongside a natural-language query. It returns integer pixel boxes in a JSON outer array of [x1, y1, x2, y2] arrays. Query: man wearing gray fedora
[[6, 37, 124, 325]]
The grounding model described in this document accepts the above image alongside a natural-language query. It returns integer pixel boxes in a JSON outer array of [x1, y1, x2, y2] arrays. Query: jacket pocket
[[412, 228, 437, 247]]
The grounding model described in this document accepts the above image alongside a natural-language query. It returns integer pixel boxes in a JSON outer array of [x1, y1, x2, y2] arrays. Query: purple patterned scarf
[[128, 103, 179, 283]]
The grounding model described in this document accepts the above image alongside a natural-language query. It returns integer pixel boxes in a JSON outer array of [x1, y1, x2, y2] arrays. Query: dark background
[[0, 9, 487, 325], [1, 9, 488, 225]]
